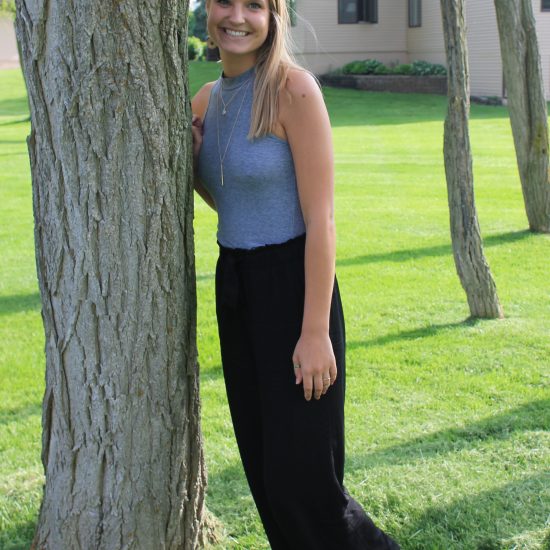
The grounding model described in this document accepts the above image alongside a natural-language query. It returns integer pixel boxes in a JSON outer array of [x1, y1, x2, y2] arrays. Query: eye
[[248, 1, 263, 8]]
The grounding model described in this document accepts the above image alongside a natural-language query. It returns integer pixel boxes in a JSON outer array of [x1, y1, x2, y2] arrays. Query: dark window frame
[[542, 0, 550, 11], [408, 0, 422, 27], [338, 0, 379, 25]]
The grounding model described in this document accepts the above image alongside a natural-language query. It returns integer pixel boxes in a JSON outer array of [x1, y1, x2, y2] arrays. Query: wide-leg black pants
[[215, 233, 399, 550]]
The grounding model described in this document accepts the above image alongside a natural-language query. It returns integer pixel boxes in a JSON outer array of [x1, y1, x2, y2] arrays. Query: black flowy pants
[[215, 233, 399, 550]]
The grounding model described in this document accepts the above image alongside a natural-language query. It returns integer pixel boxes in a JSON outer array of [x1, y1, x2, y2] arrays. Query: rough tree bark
[[494, 0, 550, 233], [14, 0, 218, 547], [440, 0, 504, 319]]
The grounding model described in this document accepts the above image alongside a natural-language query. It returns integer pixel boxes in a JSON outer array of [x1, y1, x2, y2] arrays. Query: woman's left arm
[[280, 70, 338, 402]]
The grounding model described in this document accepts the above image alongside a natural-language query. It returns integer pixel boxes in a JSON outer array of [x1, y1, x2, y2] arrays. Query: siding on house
[[291, 0, 408, 74], [291, 0, 550, 100], [464, 1, 503, 98], [406, 1, 445, 66]]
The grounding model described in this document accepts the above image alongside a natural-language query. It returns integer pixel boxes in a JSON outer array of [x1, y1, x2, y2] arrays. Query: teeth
[[225, 29, 248, 37]]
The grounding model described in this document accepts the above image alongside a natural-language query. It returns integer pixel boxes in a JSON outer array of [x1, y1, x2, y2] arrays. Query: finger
[[329, 362, 337, 385], [321, 372, 331, 395], [313, 374, 325, 400], [294, 363, 302, 385], [303, 374, 313, 401], [292, 353, 302, 385]]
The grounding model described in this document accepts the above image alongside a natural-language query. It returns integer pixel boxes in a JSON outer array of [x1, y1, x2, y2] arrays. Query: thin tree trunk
[[440, 0, 504, 319], [14, 0, 215, 547], [494, 0, 550, 233]]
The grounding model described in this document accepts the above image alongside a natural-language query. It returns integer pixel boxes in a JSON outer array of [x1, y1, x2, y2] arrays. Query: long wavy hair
[[205, 0, 321, 139]]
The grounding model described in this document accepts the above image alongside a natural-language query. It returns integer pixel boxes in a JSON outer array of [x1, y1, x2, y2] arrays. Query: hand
[[191, 114, 203, 167], [292, 332, 337, 401]]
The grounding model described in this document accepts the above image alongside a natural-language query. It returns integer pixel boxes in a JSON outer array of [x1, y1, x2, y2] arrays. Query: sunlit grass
[[1, 62, 549, 549]]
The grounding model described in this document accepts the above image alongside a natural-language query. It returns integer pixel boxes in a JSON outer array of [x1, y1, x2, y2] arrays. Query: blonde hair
[[206, 0, 321, 139]]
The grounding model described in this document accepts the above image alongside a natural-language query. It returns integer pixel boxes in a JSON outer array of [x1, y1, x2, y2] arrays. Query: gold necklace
[[216, 78, 252, 187], [219, 75, 253, 116]]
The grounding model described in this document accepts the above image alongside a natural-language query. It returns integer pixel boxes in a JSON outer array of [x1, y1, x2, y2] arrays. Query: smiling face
[[206, 0, 272, 63]]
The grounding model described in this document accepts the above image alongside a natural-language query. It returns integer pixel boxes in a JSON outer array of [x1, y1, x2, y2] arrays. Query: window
[[542, 0, 550, 10], [338, 0, 378, 24], [409, 0, 422, 27]]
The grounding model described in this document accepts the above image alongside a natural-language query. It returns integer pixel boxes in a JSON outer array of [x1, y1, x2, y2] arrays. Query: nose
[[227, 3, 245, 25]]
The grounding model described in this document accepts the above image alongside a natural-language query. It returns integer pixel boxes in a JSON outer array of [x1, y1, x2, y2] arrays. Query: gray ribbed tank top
[[197, 64, 306, 249]]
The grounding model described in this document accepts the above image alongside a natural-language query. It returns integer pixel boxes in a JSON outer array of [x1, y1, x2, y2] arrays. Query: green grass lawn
[[1, 61, 549, 549]]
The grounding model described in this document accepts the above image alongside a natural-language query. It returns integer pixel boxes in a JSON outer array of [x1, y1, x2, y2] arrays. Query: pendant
[[222, 107, 227, 116], [220, 165, 224, 187]]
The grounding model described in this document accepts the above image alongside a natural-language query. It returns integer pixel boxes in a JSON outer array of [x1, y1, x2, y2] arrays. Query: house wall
[[291, 0, 409, 74], [406, 0, 445, 66], [461, 0, 503, 98], [291, 0, 550, 100]]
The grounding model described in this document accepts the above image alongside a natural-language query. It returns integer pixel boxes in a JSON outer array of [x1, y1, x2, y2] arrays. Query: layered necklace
[[216, 71, 254, 187]]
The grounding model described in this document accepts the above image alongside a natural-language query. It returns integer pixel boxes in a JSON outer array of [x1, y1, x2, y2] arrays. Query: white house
[[290, 0, 550, 100]]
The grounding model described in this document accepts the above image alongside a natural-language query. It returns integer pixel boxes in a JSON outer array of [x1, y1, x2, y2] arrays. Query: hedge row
[[340, 59, 447, 76]]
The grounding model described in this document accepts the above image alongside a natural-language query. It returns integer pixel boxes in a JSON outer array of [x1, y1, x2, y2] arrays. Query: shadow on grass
[[397, 473, 550, 549], [204, 400, 549, 549], [203, 459, 267, 548], [197, 272, 215, 282], [0, 291, 40, 315], [200, 363, 224, 383], [0, 402, 41, 426], [347, 398, 549, 470], [0, 517, 37, 550], [0, 97, 29, 119], [337, 230, 532, 268], [347, 318, 483, 350]]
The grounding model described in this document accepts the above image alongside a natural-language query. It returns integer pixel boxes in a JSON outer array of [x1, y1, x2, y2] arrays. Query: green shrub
[[362, 59, 386, 74], [342, 60, 366, 75], [342, 59, 386, 75], [373, 64, 390, 75], [410, 60, 447, 76], [188, 36, 206, 61], [391, 63, 413, 75]]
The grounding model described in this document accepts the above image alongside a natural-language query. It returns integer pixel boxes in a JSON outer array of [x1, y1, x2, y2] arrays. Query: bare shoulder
[[192, 80, 217, 119], [279, 68, 324, 119], [285, 68, 321, 96]]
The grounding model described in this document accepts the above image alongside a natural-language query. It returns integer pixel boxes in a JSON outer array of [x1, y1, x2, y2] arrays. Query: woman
[[191, 1, 400, 548]]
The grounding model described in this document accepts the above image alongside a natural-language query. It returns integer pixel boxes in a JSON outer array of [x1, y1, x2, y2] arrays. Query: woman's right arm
[[191, 83, 217, 212]]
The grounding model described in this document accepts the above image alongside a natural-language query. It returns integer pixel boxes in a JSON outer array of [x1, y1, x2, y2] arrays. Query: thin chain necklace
[[219, 74, 253, 116], [216, 78, 252, 187]]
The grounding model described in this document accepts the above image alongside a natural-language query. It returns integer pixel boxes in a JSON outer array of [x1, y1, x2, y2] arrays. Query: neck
[[219, 53, 258, 78]]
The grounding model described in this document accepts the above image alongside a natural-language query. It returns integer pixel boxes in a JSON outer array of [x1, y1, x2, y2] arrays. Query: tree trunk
[[440, 0, 504, 319], [14, 0, 215, 547], [494, 0, 550, 233]]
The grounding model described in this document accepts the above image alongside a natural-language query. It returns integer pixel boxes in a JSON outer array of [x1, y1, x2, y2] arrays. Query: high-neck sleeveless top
[[197, 64, 306, 249]]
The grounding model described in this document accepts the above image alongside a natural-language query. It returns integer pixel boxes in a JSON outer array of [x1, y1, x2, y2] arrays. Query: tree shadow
[[347, 318, 482, 351], [200, 363, 224, 383], [203, 459, 264, 548], [196, 272, 215, 282], [0, 402, 42, 426], [0, 517, 37, 550], [0, 96, 29, 118], [0, 291, 41, 316], [397, 474, 550, 549], [202, 399, 549, 549], [346, 399, 549, 471], [336, 230, 532, 268]]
